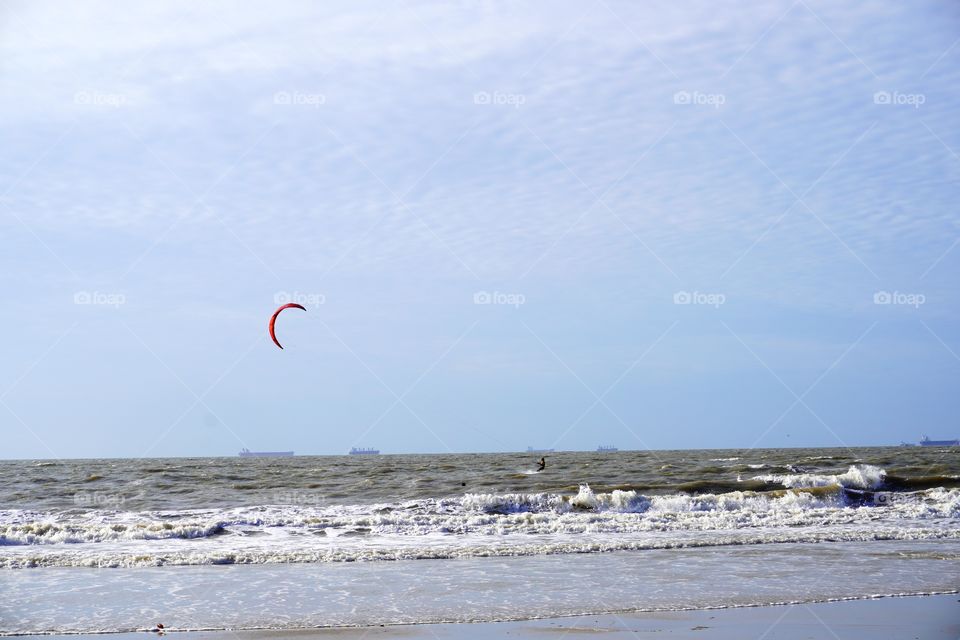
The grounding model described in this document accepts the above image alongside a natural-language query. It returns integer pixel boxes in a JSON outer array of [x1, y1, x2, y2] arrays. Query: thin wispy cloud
[[1, 0, 957, 457]]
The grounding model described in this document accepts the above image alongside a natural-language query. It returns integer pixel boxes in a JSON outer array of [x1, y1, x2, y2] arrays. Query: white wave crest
[[3, 481, 957, 558], [752, 464, 886, 489]]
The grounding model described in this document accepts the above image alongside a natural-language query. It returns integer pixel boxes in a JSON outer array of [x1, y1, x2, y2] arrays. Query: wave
[[3, 482, 958, 548], [883, 474, 960, 491], [3, 461, 959, 571], [3, 526, 960, 569], [751, 464, 887, 490], [0, 518, 229, 546], [0, 492, 957, 568], [736, 463, 803, 473]]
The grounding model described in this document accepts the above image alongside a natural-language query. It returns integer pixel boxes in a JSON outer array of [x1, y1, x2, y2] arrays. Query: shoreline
[[9, 593, 958, 639], [6, 540, 959, 636]]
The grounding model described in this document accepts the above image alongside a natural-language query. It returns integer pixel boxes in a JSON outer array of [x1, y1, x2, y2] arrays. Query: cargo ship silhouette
[[900, 435, 959, 447], [238, 448, 294, 457]]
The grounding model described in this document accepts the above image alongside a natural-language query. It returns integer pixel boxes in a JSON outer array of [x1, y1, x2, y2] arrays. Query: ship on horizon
[[238, 448, 294, 457], [901, 435, 959, 447], [596, 445, 618, 452], [349, 447, 380, 455]]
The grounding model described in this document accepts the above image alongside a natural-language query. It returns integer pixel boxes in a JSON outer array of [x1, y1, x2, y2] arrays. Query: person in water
[[537, 456, 546, 472]]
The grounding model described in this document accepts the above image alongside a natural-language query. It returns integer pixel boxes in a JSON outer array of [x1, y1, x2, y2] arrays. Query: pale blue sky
[[1, 1, 958, 459]]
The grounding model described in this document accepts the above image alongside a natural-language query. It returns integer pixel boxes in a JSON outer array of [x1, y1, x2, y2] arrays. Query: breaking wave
[[751, 464, 887, 489], [3, 460, 959, 569], [1, 480, 958, 568]]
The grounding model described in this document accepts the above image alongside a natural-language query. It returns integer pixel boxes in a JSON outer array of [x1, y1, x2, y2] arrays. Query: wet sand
[[30, 594, 960, 639]]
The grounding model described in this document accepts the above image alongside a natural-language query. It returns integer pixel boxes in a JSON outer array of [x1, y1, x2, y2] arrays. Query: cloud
[[1, 1, 958, 456], [4, 1, 957, 288]]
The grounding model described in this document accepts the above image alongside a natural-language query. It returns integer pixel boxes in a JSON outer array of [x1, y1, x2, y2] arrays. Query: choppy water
[[1, 447, 958, 568], [2, 447, 960, 635]]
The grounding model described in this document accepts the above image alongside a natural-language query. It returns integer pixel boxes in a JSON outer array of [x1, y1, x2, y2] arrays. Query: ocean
[[2, 446, 959, 634]]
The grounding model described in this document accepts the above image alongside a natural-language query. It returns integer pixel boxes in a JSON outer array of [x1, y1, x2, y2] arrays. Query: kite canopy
[[269, 303, 306, 349]]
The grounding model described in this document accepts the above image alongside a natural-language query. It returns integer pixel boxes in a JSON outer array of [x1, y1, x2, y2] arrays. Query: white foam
[[2, 521, 959, 569], [3, 468, 958, 569], [752, 464, 886, 489], [6, 539, 960, 635]]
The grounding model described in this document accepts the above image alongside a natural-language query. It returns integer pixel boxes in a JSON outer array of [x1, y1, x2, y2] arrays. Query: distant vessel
[[596, 445, 618, 452], [526, 447, 554, 453], [919, 435, 959, 447], [349, 447, 380, 455], [238, 448, 294, 457]]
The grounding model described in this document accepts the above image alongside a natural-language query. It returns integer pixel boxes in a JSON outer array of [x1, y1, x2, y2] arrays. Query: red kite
[[269, 303, 305, 349]]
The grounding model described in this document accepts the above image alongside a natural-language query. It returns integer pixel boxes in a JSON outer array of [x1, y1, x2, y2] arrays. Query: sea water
[[2, 447, 959, 634]]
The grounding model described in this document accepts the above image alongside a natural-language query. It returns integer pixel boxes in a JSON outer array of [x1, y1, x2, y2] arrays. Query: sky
[[1, 0, 958, 459]]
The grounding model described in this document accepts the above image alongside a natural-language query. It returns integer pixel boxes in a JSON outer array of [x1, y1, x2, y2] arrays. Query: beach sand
[[31, 594, 959, 639]]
